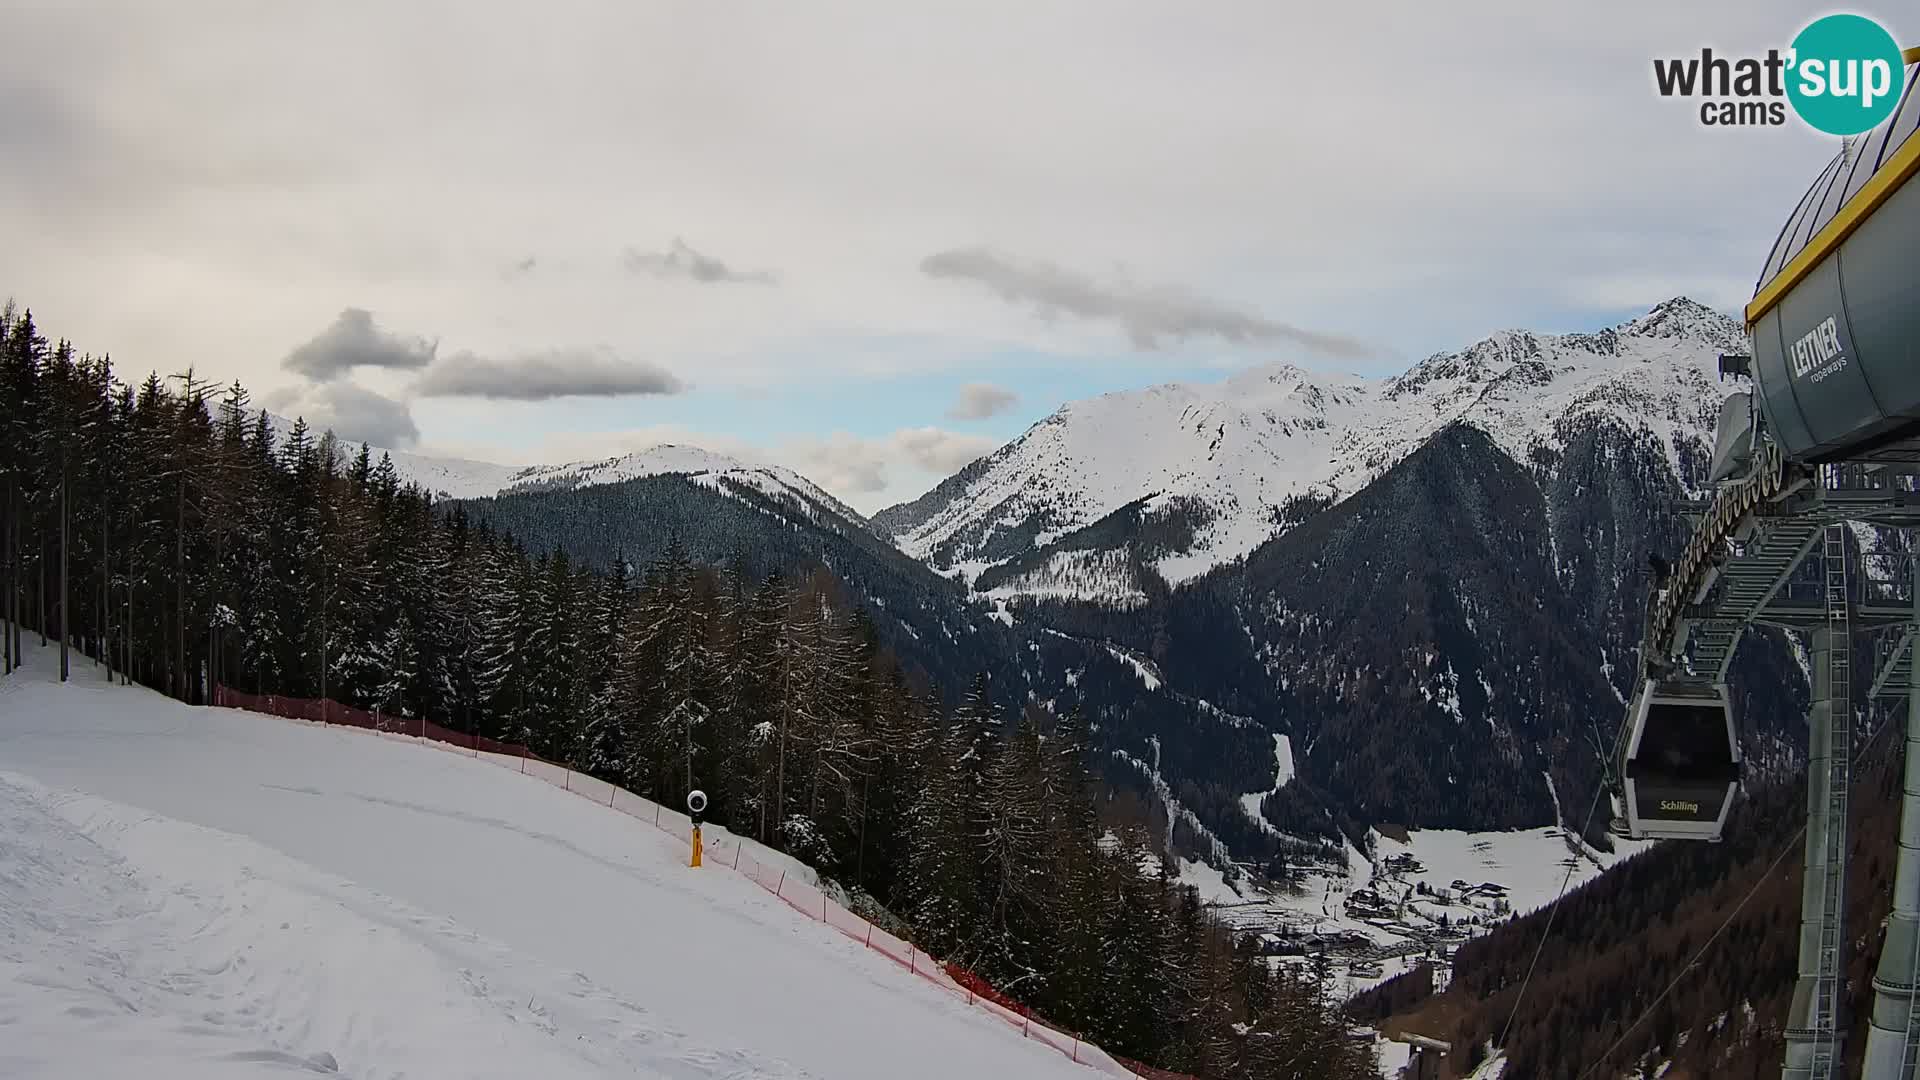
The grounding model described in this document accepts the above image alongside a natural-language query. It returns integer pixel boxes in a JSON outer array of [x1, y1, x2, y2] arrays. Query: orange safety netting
[[211, 685, 1194, 1080]]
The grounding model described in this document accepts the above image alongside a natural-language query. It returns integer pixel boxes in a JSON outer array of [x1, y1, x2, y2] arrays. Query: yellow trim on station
[[1748, 46, 1920, 326], [1746, 125, 1920, 327]]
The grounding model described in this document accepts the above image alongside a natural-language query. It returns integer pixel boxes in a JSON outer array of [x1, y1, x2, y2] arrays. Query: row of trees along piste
[[0, 303, 1376, 1080]]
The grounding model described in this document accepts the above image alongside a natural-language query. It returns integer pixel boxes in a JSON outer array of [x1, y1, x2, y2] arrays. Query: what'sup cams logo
[[1654, 13, 1906, 134]]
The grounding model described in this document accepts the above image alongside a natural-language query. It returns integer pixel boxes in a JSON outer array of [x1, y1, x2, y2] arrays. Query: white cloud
[[622, 238, 775, 285], [414, 346, 686, 400], [946, 382, 1019, 420], [781, 428, 999, 496], [282, 308, 436, 383], [922, 248, 1379, 357], [0, 1, 1836, 459], [266, 380, 420, 449]]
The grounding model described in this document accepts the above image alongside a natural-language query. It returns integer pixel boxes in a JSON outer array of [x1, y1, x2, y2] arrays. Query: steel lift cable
[[1497, 780, 1608, 1049], [1571, 703, 1903, 1080]]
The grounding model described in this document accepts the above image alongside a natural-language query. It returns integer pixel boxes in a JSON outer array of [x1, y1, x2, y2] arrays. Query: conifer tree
[[0, 302, 1382, 1080]]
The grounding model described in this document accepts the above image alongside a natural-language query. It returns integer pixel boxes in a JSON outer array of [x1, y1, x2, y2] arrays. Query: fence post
[[520, 745, 527, 774], [777, 870, 786, 897], [866, 925, 873, 948], [909, 947, 917, 974], [564, 769, 571, 792], [732, 843, 742, 870]]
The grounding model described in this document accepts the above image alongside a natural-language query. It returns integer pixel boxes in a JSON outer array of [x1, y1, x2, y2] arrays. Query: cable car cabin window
[[1629, 702, 1738, 783]]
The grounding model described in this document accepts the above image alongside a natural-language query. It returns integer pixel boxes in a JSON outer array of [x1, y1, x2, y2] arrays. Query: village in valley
[[1186, 822, 1635, 1000]]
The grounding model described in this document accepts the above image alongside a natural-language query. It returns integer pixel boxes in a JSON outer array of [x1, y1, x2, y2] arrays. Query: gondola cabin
[[1619, 680, 1741, 841]]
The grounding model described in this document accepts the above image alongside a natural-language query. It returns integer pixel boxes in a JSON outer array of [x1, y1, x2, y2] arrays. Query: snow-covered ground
[[1103, 644, 1163, 691], [1175, 858, 1242, 906], [1372, 824, 1648, 920], [1373, 1034, 1412, 1078], [1238, 734, 1294, 836], [0, 644, 1097, 1080], [1190, 818, 1653, 1021]]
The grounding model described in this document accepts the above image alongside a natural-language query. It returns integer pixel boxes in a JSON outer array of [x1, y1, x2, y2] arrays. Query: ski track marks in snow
[[0, 770, 807, 1080], [0, 648, 1099, 1080]]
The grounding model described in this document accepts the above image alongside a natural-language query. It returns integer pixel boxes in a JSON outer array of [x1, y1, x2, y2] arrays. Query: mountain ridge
[[877, 297, 1744, 600], [266, 410, 873, 532]]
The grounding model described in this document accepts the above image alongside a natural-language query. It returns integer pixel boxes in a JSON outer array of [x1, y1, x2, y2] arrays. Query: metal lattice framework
[[1622, 453, 1920, 1080]]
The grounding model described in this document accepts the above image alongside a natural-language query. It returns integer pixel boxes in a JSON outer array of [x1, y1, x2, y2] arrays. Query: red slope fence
[[212, 686, 1195, 1080]]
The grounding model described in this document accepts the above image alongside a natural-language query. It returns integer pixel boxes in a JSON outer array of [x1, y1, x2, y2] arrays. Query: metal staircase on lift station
[[1608, 50, 1920, 1080]]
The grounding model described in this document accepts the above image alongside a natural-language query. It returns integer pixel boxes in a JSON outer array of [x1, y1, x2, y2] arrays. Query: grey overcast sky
[[0, 1, 1895, 510]]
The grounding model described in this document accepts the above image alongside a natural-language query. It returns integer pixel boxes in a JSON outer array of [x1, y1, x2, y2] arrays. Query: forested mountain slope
[[1153, 421, 1810, 838], [879, 298, 1745, 601], [447, 474, 1010, 702], [1355, 738, 1910, 1079], [0, 302, 1376, 1080]]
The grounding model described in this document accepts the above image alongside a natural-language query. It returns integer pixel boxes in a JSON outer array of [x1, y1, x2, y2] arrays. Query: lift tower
[[1614, 49, 1920, 1080]]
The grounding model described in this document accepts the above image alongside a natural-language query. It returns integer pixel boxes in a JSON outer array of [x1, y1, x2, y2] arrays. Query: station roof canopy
[[1749, 53, 1920, 326]]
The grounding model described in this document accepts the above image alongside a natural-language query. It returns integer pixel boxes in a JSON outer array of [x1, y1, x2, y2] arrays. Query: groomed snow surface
[[0, 643, 1099, 1080]]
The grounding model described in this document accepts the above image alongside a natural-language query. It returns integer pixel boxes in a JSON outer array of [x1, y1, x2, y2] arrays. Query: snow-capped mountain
[[877, 298, 1745, 599], [492, 446, 871, 527], [270, 412, 870, 531]]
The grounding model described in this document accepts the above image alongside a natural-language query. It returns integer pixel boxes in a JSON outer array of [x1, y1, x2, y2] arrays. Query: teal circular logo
[[1786, 14, 1906, 136]]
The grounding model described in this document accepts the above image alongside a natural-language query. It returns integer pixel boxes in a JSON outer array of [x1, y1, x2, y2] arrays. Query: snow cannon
[[1747, 54, 1920, 465], [1617, 679, 1741, 842], [687, 789, 707, 868]]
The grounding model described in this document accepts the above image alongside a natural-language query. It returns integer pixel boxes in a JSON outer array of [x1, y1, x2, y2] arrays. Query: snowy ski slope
[[0, 644, 1097, 1080]]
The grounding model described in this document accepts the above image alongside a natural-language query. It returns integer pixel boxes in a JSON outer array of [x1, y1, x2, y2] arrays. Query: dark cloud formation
[[413, 346, 685, 401], [623, 237, 775, 285], [945, 382, 1018, 421], [282, 308, 437, 382], [921, 247, 1379, 359], [266, 380, 420, 449]]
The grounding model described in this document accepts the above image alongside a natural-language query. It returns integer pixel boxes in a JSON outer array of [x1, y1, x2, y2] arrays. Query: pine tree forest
[[0, 304, 1378, 1080]]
